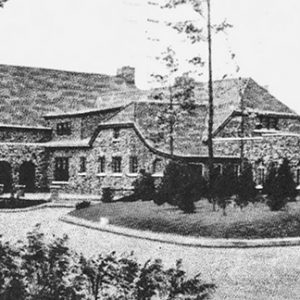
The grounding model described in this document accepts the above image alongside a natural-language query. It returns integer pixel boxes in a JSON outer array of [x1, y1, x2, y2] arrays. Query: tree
[[0, 0, 8, 8], [212, 164, 237, 216], [263, 161, 277, 196], [266, 158, 297, 211], [236, 161, 256, 209], [133, 169, 156, 201], [156, 161, 207, 213]]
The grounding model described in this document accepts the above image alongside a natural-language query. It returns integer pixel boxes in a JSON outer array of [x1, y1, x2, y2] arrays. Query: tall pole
[[207, 0, 214, 208]]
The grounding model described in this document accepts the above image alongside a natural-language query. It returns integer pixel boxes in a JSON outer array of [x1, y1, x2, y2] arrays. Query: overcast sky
[[0, 0, 300, 113]]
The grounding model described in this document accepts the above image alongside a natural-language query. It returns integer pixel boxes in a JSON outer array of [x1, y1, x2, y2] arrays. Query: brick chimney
[[117, 66, 135, 85]]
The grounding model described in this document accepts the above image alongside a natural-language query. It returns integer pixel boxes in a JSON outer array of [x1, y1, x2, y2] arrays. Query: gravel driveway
[[1, 207, 300, 300]]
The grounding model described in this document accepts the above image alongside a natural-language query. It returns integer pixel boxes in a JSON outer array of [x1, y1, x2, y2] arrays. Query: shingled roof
[[0, 64, 138, 126]]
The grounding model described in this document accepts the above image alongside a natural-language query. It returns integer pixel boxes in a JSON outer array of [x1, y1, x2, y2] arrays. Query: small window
[[98, 156, 106, 174], [79, 157, 86, 173], [57, 122, 71, 136], [112, 157, 122, 173], [233, 164, 240, 177], [257, 166, 266, 185], [129, 156, 138, 174], [153, 158, 163, 174], [54, 157, 69, 181], [213, 164, 223, 176], [113, 128, 120, 139], [269, 118, 278, 130]]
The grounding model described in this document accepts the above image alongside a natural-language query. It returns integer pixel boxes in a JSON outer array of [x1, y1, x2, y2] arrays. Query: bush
[[75, 200, 91, 210], [236, 161, 257, 209], [156, 161, 207, 213], [0, 228, 216, 300], [212, 164, 237, 216], [102, 187, 114, 203], [132, 170, 156, 201], [266, 158, 297, 211]]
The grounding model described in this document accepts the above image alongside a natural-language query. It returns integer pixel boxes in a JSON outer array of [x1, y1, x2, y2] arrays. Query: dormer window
[[257, 116, 278, 130], [57, 122, 71, 136]]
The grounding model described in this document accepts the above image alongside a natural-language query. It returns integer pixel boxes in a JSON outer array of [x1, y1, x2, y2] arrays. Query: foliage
[[211, 164, 237, 216], [263, 162, 277, 196], [132, 170, 156, 201], [0, 229, 216, 300], [156, 161, 207, 213], [266, 158, 297, 211], [0, 199, 46, 209], [0, 0, 8, 8], [235, 161, 257, 209], [102, 187, 114, 203], [75, 200, 91, 210]]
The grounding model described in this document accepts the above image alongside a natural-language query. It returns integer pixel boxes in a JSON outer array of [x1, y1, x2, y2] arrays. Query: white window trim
[[97, 173, 107, 177], [111, 173, 123, 177], [52, 181, 69, 185], [126, 173, 139, 177], [78, 172, 87, 176], [152, 172, 164, 178]]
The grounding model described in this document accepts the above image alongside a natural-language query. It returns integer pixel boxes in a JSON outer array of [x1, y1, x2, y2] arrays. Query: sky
[[0, 0, 300, 113]]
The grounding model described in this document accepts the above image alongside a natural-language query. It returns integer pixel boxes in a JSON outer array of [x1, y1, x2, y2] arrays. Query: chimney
[[117, 66, 135, 85]]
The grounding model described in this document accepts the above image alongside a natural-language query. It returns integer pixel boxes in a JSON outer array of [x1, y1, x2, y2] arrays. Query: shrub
[[132, 169, 156, 201], [156, 161, 207, 213], [102, 187, 114, 203], [0, 229, 217, 300], [75, 200, 91, 210], [236, 161, 257, 209], [266, 158, 297, 211], [212, 164, 237, 216]]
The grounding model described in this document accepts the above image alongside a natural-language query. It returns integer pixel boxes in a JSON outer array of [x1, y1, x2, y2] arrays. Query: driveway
[[1, 207, 300, 300]]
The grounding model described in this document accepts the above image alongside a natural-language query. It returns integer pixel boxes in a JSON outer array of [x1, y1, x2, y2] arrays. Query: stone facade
[[0, 76, 300, 196]]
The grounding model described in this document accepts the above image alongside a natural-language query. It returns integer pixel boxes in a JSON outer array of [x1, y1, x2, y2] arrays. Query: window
[[113, 128, 120, 139], [233, 164, 240, 178], [129, 156, 138, 174], [152, 159, 163, 174], [79, 157, 86, 173], [57, 122, 71, 136], [112, 157, 122, 173], [98, 156, 106, 174], [213, 164, 223, 176], [54, 157, 69, 181], [257, 165, 266, 186], [258, 116, 278, 130]]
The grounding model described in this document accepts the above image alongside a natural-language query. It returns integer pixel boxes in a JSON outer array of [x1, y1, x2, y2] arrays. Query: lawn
[[69, 199, 300, 239]]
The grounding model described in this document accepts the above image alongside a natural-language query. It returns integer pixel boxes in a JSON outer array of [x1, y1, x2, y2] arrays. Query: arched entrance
[[0, 161, 12, 193], [19, 161, 36, 192]]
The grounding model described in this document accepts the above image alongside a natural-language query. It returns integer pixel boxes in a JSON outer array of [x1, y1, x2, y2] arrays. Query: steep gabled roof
[[0, 64, 138, 126]]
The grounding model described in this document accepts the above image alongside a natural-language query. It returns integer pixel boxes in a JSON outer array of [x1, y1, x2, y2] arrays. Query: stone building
[[0, 64, 300, 195]]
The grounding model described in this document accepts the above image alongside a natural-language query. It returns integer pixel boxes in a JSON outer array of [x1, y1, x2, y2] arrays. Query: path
[[1, 208, 300, 300]]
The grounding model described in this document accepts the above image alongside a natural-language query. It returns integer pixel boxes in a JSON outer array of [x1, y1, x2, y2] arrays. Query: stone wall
[[0, 127, 52, 143], [47, 126, 168, 196], [0, 143, 49, 191]]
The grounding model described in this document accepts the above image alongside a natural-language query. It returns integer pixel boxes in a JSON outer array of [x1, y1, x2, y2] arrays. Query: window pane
[[129, 156, 138, 173], [113, 129, 120, 139], [79, 157, 86, 173], [112, 157, 122, 173], [98, 156, 105, 173]]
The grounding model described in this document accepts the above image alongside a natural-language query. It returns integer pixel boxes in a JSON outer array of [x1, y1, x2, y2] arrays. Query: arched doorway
[[0, 161, 12, 193], [19, 161, 36, 192]]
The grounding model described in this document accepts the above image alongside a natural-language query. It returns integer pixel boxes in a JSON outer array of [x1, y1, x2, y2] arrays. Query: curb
[[0, 202, 75, 213], [60, 215, 300, 249]]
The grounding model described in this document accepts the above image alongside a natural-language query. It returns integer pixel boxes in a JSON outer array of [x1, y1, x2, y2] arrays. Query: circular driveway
[[1, 207, 300, 300]]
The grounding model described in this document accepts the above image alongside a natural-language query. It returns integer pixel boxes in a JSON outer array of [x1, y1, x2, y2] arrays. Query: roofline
[[89, 122, 239, 162], [43, 106, 124, 119], [0, 124, 52, 131]]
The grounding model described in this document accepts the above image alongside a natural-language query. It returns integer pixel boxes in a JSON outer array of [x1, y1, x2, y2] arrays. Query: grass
[[69, 199, 300, 239]]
